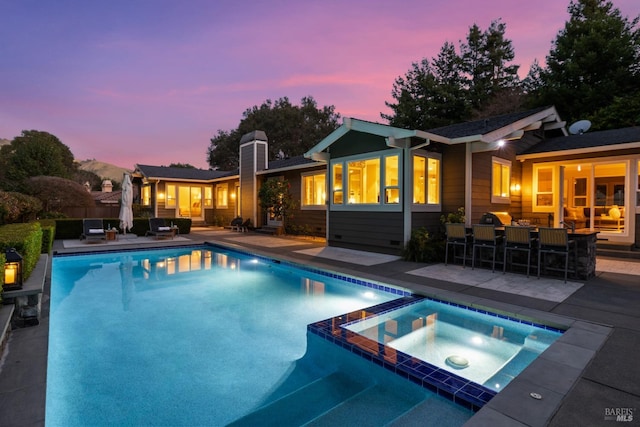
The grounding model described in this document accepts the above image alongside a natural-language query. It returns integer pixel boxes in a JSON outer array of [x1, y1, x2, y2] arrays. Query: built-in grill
[[479, 211, 512, 226]]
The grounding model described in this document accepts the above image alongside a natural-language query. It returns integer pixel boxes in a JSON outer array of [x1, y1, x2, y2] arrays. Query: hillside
[[77, 160, 132, 184]]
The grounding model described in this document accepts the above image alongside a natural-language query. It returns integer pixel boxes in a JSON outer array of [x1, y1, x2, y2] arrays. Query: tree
[[207, 96, 340, 170], [26, 176, 95, 214], [528, 0, 640, 128], [460, 19, 520, 112], [257, 178, 296, 229], [382, 44, 471, 129], [382, 20, 520, 129], [0, 130, 76, 191], [168, 163, 197, 169], [73, 168, 103, 192]]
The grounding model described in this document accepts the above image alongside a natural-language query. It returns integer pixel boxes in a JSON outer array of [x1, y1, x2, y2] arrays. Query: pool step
[[303, 384, 424, 427], [227, 371, 369, 427], [387, 396, 476, 426]]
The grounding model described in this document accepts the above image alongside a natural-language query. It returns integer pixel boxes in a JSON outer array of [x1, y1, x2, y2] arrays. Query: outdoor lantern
[[3, 248, 23, 291]]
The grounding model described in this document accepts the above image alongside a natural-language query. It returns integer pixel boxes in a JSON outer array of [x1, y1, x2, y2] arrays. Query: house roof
[[305, 107, 565, 159], [518, 126, 640, 159], [427, 106, 553, 139], [91, 190, 121, 204], [134, 164, 232, 181], [305, 118, 446, 159], [262, 155, 319, 173]]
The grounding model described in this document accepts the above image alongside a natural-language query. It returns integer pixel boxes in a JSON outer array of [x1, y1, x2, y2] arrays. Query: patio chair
[[81, 218, 106, 243], [503, 226, 536, 278], [537, 227, 577, 283], [146, 218, 174, 239], [445, 223, 469, 267], [230, 217, 244, 232], [472, 224, 500, 272]]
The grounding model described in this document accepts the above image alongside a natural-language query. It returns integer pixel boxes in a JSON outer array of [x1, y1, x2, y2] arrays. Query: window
[[142, 185, 151, 206], [330, 150, 403, 210], [574, 178, 587, 207], [216, 184, 228, 208], [302, 172, 326, 208], [384, 155, 399, 204], [204, 186, 213, 208], [347, 158, 379, 204], [492, 157, 511, 203], [332, 163, 343, 204], [413, 154, 441, 205], [533, 165, 555, 210], [166, 184, 176, 207]]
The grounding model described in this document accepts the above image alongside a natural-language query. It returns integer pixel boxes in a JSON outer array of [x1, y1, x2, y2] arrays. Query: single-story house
[[132, 106, 640, 254]]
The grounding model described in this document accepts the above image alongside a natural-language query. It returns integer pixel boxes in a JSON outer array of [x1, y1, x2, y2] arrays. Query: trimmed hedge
[[53, 217, 192, 239], [0, 222, 43, 284]]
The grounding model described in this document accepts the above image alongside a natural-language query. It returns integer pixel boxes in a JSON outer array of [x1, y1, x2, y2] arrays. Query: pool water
[[343, 298, 563, 392], [47, 246, 473, 426]]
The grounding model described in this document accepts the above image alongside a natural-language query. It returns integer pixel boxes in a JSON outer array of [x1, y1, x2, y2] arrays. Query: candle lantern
[[3, 248, 23, 291]]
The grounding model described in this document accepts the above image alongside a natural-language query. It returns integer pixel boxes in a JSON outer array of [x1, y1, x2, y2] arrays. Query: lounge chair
[[230, 217, 244, 232], [81, 218, 106, 243], [146, 218, 174, 239], [240, 218, 251, 232]]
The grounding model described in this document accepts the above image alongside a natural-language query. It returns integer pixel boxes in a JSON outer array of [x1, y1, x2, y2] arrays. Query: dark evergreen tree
[[529, 0, 640, 128]]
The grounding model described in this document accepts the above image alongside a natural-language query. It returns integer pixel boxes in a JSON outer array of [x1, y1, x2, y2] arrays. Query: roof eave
[[517, 141, 640, 161]]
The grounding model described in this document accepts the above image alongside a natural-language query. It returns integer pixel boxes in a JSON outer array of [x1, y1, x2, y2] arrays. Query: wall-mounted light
[[510, 183, 521, 193], [158, 192, 165, 200]]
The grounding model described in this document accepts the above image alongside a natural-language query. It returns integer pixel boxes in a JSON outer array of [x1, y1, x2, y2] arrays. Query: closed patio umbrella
[[119, 173, 134, 234]]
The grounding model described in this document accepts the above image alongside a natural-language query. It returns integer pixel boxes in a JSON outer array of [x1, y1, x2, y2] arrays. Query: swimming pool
[[46, 245, 473, 426]]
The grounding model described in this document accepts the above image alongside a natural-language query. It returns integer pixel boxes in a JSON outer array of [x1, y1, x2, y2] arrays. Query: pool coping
[[48, 240, 615, 426]]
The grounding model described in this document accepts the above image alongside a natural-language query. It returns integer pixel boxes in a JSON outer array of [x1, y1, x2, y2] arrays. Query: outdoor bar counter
[[566, 230, 599, 280], [471, 227, 599, 280]]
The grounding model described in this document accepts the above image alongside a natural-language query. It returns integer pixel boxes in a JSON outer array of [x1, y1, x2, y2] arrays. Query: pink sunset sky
[[1, 0, 638, 170]]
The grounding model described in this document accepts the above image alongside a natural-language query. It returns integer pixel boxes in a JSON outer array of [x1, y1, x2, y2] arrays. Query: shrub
[[402, 227, 445, 263], [0, 191, 42, 225], [0, 222, 43, 282]]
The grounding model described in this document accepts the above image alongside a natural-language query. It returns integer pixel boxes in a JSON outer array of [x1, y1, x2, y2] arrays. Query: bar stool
[[503, 226, 535, 277], [445, 223, 469, 267], [537, 227, 577, 283], [472, 224, 500, 272]]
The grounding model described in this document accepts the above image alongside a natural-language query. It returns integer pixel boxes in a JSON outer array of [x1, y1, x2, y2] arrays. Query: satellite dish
[[569, 120, 591, 135]]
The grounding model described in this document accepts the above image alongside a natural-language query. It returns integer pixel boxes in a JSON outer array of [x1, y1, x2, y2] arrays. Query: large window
[[347, 158, 380, 204], [413, 154, 440, 205], [330, 150, 402, 210], [216, 184, 228, 208], [302, 172, 326, 208], [492, 157, 511, 203]]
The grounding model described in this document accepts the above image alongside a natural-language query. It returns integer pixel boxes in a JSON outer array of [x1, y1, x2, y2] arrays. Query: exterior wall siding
[[329, 211, 404, 255], [260, 165, 327, 236], [441, 144, 466, 215]]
